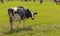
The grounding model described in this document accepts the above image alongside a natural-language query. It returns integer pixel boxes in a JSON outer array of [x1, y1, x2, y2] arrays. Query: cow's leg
[[59, 1, 60, 5], [17, 20, 21, 28], [56, 2, 58, 5], [23, 18, 27, 28], [59, 1, 60, 4], [9, 17, 14, 31]]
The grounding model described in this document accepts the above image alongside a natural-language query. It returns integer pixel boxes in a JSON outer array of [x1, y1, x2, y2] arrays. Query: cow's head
[[25, 8, 37, 20], [31, 12, 37, 20]]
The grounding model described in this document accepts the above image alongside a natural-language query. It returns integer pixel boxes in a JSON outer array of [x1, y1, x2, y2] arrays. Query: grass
[[0, 1, 60, 36]]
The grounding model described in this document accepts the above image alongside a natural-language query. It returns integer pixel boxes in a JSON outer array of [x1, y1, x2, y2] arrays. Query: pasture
[[0, 1, 60, 36]]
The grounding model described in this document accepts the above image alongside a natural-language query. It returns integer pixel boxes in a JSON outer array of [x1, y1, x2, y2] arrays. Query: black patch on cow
[[16, 8, 32, 19], [24, 9, 32, 18], [17, 6, 24, 8], [8, 8, 14, 16]]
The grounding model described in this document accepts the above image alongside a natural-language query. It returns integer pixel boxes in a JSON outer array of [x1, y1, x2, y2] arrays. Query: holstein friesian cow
[[54, 0, 60, 5], [8, 6, 37, 31]]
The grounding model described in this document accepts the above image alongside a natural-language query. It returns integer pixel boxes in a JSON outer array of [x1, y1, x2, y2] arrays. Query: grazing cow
[[54, 0, 60, 5], [40, 0, 43, 4], [0, 0, 4, 3], [8, 6, 37, 31]]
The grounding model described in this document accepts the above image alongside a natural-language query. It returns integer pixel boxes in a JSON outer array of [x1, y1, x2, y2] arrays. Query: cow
[[54, 0, 60, 5], [8, 6, 37, 31], [0, 0, 4, 3]]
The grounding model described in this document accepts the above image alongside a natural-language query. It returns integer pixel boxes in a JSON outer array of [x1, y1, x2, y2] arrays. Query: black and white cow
[[8, 6, 37, 31], [54, 0, 60, 5]]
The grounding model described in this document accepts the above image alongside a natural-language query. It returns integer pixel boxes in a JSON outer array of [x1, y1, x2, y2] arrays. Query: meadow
[[0, 1, 60, 36]]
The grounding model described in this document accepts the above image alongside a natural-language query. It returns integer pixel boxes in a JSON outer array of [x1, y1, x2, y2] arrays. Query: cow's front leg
[[9, 18, 14, 31], [23, 18, 27, 28]]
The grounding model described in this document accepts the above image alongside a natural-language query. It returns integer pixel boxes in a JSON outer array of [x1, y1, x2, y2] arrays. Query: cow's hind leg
[[17, 20, 21, 28]]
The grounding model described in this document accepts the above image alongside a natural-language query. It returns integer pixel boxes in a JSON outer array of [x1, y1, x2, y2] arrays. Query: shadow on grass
[[3, 27, 33, 35]]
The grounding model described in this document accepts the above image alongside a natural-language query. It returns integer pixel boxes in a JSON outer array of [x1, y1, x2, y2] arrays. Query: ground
[[0, 1, 60, 36]]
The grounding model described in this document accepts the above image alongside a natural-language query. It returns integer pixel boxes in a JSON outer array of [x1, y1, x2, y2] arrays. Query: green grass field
[[0, 1, 60, 36]]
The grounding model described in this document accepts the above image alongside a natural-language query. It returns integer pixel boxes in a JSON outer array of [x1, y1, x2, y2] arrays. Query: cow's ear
[[34, 12, 37, 15]]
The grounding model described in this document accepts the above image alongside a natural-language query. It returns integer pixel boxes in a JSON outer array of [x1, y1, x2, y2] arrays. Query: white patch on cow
[[12, 7, 18, 11], [31, 12, 34, 18], [14, 13, 21, 21]]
